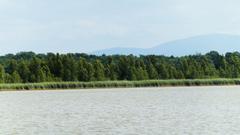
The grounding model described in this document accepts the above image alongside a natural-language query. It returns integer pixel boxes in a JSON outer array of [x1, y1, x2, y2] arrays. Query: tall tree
[[11, 71, 22, 83], [0, 64, 5, 83], [93, 60, 105, 81], [18, 61, 30, 83], [147, 63, 158, 79]]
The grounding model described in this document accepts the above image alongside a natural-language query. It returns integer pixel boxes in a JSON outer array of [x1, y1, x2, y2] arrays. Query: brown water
[[1, 86, 240, 135]]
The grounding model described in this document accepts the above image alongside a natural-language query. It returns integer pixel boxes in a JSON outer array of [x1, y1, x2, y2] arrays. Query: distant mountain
[[93, 34, 240, 56]]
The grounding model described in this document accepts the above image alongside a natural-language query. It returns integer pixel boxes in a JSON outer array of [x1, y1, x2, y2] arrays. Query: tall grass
[[0, 79, 239, 91]]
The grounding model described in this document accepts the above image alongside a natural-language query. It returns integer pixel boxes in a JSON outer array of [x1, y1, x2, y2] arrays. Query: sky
[[0, 0, 240, 54]]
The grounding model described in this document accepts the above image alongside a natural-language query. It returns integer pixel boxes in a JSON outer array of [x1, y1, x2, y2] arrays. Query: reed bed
[[0, 79, 239, 91]]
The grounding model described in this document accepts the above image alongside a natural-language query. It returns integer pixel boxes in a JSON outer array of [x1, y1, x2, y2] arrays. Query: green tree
[[109, 63, 118, 80], [11, 71, 22, 83], [29, 57, 45, 82], [7, 60, 18, 74], [0, 64, 5, 83], [157, 63, 169, 79], [147, 64, 158, 79], [86, 62, 95, 81], [77, 58, 88, 81], [93, 60, 105, 81], [62, 55, 77, 81], [18, 61, 30, 83]]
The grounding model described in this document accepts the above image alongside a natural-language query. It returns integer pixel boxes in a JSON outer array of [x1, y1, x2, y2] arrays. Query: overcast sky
[[0, 0, 240, 54]]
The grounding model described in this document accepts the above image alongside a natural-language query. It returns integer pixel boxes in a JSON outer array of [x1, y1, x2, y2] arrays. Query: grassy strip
[[0, 79, 239, 91]]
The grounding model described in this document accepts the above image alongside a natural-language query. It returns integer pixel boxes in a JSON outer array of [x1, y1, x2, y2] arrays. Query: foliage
[[0, 51, 239, 83]]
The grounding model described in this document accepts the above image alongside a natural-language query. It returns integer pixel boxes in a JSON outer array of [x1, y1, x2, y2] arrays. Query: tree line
[[0, 51, 239, 83]]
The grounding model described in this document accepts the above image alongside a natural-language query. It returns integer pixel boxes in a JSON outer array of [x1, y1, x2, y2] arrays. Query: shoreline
[[1, 85, 240, 93], [0, 79, 240, 92]]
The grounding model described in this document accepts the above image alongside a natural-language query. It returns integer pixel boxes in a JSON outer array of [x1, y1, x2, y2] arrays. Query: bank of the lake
[[0, 79, 240, 91]]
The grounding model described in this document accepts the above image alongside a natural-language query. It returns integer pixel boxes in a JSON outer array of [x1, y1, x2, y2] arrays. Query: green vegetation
[[0, 79, 239, 91], [0, 51, 240, 89]]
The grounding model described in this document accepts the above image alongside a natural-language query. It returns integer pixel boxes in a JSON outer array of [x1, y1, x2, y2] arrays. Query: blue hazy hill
[[93, 34, 240, 56]]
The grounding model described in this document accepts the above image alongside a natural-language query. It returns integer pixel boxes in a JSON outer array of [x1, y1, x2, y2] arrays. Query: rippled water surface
[[1, 86, 240, 135]]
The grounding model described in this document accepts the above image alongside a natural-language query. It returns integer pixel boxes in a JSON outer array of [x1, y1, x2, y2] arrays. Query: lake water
[[1, 86, 240, 135]]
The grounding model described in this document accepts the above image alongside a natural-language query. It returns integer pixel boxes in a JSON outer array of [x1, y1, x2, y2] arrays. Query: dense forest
[[0, 51, 239, 83]]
